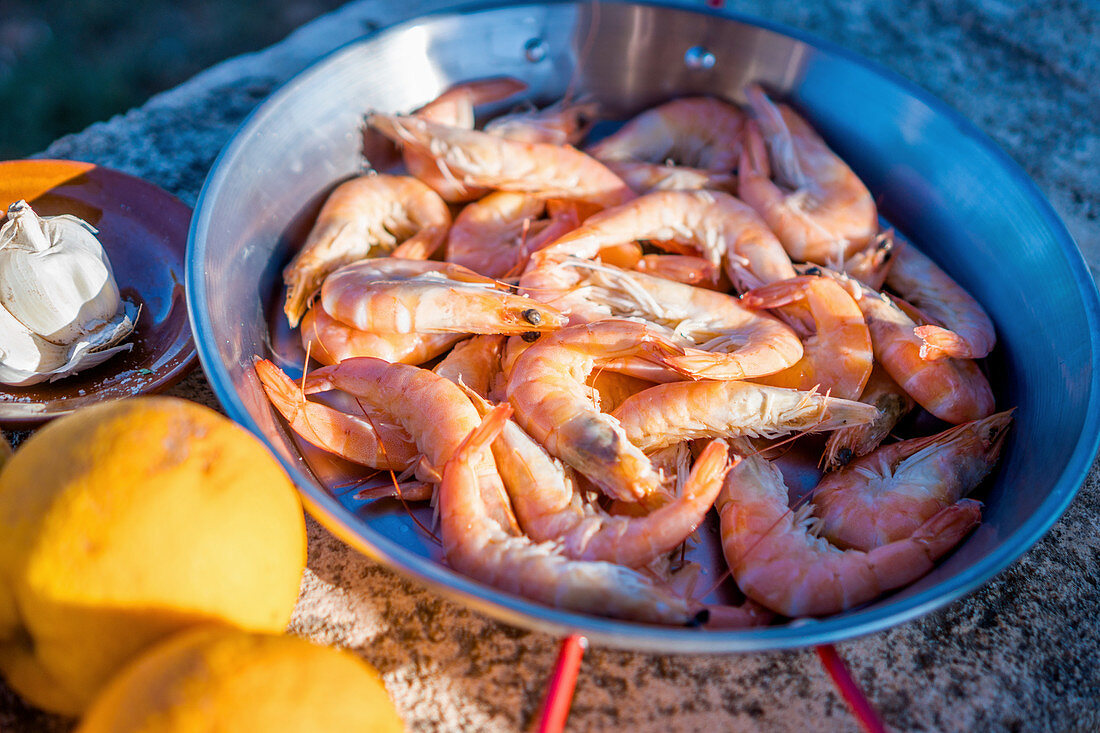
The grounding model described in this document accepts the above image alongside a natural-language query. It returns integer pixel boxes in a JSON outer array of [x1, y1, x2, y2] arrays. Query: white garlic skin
[[0, 201, 137, 386]]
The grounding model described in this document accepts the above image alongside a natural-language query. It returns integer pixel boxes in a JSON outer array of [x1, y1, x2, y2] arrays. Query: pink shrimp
[[438, 402, 706, 624], [741, 274, 873, 401], [456, 384, 733, 569], [281, 174, 451, 326], [520, 256, 803, 379], [528, 189, 796, 291], [885, 238, 996, 360], [367, 113, 635, 209], [302, 357, 519, 535], [814, 410, 1013, 550], [718, 439, 982, 617], [851, 279, 995, 424], [739, 85, 877, 265], [254, 358, 417, 472], [319, 258, 566, 335], [445, 192, 582, 279], [404, 77, 528, 202], [612, 380, 879, 453], [586, 97, 745, 194]]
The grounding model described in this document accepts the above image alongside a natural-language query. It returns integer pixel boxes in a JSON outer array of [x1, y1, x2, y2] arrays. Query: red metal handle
[[535, 634, 588, 733], [816, 644, 888, 733], [535, 637, 883, 733]]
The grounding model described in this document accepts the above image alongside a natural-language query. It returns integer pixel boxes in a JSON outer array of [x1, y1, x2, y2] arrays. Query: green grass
[[0, 0, 346, 157]]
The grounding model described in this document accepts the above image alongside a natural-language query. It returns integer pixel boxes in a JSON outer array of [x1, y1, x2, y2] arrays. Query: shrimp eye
[[805, 266, 823, 276], [522, 331, 542, 342], [686, 609, 710, 628], [522, 308, 543, 326], [835, 447, 854, 466]]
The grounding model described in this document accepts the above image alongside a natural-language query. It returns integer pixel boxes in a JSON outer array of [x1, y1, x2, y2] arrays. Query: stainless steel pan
[[186, 0, 1100, 653]]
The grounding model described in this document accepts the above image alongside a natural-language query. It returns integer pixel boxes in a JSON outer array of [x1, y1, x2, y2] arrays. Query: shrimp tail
[[869, 499, 983, 589], [254, 357, 417, 471], [914, 324, 976, 360], [743, 85, 806, 189]]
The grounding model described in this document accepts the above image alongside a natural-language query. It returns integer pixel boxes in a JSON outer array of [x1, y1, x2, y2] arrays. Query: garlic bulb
[[0, 201, 137, 386]]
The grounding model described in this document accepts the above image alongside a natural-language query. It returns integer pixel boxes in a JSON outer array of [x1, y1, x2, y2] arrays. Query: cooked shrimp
[[405, 77, 528, 202], [841, 229, 896, 290], [438, 401, 705, 624], [302, 356, 519, 535], [717, 439, 982, 617], [303, 359, 701, 624], [521, 256, 803, 379], [483, 97, 598, 145], [413, 77, 528, 128], [885, 238, 996, 360], [282, 174, 451, 327], [367, 113, 635, 208], [739, 85, 877, 264], [741, 275, 873, 401], [814, 410, 1012, 550], [586, 97, 745, 194], [445, 192, 581, 278], [528, 189, 795, 291], [300, 303, 463, 366], [459, 384, 731, 568], [505, 319, 696, 506], [611, 380, 879, 453], [254, 358, 417, 472], [320, 258, 566, 335], [822, 363, 915, 471], [844, 275, 995, 424]]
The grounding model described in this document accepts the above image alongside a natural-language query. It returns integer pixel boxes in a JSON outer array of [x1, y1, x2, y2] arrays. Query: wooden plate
[[0, 159, 196, 424]]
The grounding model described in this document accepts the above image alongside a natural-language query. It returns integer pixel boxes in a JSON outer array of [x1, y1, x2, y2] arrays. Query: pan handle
[[816, 644, 888, 733], [534, 634, 588, 733], [532, 637, 885, 732]]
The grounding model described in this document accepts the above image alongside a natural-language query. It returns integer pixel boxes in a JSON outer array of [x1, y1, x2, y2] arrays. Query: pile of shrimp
[[256, 77, 1015, 626]]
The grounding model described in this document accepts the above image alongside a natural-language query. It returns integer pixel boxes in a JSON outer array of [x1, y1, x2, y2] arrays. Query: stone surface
[[2, 1, 1098, 731]]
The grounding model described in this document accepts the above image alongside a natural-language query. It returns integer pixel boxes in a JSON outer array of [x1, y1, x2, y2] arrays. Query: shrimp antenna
[[351, 393, 442, 545], [300, 340, 312, 394], [698, 567, 734, 600], [390, 467, 442, 545]]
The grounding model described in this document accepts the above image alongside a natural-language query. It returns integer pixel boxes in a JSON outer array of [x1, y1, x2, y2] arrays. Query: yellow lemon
[[0, 396, 307, 715], [76, 626, 403, 732]]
